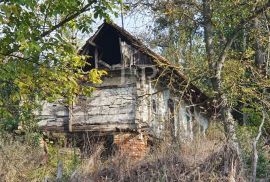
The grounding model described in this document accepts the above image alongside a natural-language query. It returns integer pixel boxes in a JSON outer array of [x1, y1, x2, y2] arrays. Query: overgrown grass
[[70, 137, 238, 182], [68, 124, 237, 182], [0, 133, 80, 182], [0, 122, 269, 181]]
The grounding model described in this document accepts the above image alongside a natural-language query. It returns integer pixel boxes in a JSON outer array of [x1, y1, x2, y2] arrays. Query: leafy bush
[[0, 134, 80, 181]]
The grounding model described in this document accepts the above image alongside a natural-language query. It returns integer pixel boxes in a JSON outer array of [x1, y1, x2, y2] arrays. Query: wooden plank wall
[[37, 74, 137, 132], [121, 41, 153, 67], [135, 74, 209, 140]]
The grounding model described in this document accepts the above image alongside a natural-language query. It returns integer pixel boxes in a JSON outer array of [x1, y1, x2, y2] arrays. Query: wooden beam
[[68, 101, 73, 132], [99, 60, 111, 69], [88, 41, 97, 47], [39, 123, 138, 133], [119, 37, 124, 66], [95, 48, 98, 69]]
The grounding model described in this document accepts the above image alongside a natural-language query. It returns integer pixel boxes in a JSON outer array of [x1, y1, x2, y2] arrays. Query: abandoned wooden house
[[37, 22, 211, 159]]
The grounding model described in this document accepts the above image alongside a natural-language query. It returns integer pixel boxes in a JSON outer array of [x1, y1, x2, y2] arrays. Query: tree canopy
[[127, 0, 270, 178], [0, 0, 121, 131]]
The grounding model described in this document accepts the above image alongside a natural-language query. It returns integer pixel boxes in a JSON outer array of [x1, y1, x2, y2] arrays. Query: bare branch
[[252, 110, 266, 182], [40, 3, 92, 38]]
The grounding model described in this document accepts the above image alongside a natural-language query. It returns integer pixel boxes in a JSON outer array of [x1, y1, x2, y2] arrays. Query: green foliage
[[1, 118, 19, 132], [0, 1, 120, 179], [0, 0, 120, 131], [142, 1, 270, 178], [146, 1, 269, 99], [28, 144, 81, 181], [237, 126, 257, 154], [242, 108, 262, 126], [243, 147, 270, 178], [237, 125, 270, 177], [255, 153, 270, 177]]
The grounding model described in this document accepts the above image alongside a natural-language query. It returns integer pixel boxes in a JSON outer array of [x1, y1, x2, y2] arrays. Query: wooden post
[[119, 37, 124, 66], [56, 160, 63, 182], [119, 37, 125, 85], [68, 101, 73, 132], [95, 48, 98, 69]]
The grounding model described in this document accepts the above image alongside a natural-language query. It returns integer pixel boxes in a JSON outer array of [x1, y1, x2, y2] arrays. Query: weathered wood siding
[[134, 73, 209, 140], [135, 75, 169, 137], [120, 41, 153, 67], [38, 68, 209, 139], [72, 86, 136, 125], [38, 73, 137, 132]]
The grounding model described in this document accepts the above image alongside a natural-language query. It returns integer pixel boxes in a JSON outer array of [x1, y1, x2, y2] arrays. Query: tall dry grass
[[0, 141, 45, 182], [0, 122, 249, 182], [0, 136, 80, 182], [70, 133, 245, 182]]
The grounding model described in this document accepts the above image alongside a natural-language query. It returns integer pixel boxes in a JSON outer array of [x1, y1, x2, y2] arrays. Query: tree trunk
[[202, 0, 214, 68], [252, 16, 268, 179], [254, 17, 265, 69], [252, 110, 265, 182], [202, 0, 242, 178], [221, 99, 242, 178]]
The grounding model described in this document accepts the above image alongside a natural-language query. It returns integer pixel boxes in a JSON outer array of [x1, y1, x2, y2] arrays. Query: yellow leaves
[[81, 86, 95, 96], [73, 55, 81, 63], [223, 59, 245, 84], [164, 9, 174, 15], [222, 59, 246, 103], [72, 55, 85, 67], [241, 87, 256, 95], [19, 40, 28, 51], [68, 20, 77, 30], [10, 5, 21, 16], [0, 4, 20, 17], [243, 48, 255, 60], [88, 69, 107, 84], [15, 78, 31, 96]]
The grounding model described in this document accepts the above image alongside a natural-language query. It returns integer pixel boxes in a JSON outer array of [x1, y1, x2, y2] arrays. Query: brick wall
[[114, 133, 149, 160]]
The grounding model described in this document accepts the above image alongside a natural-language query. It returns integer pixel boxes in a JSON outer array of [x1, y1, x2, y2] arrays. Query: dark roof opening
[[94, 24, 121, 66], [82, 44, 95, 71]]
